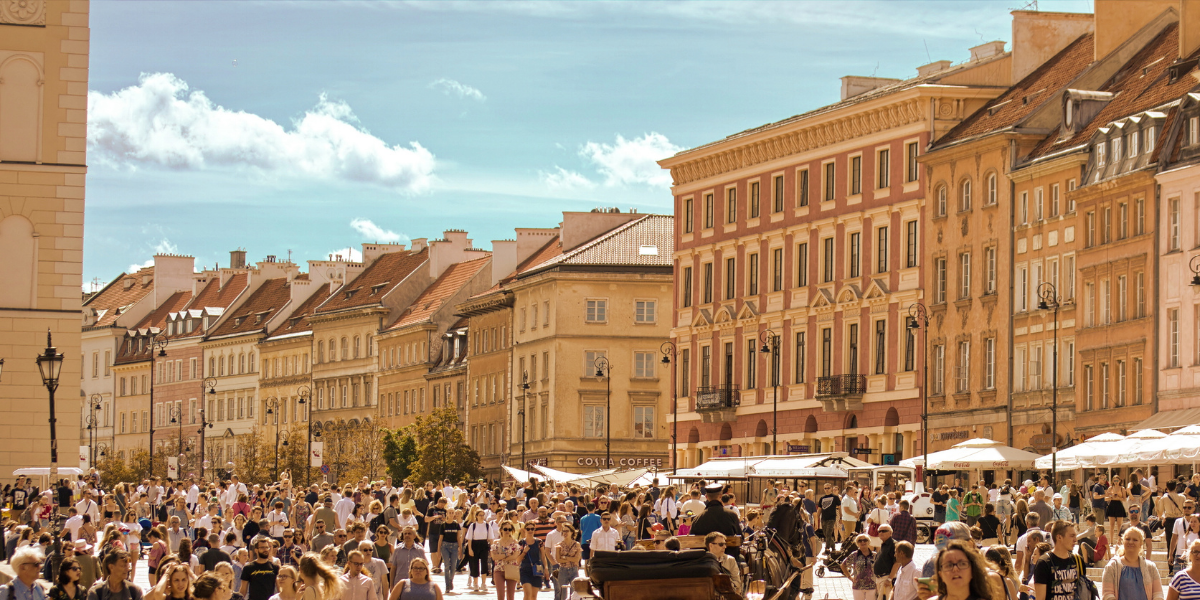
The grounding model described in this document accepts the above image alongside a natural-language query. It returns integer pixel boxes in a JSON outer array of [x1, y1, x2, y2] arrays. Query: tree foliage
[[382, 426, 418, 482], [407, 405, 481, 484]]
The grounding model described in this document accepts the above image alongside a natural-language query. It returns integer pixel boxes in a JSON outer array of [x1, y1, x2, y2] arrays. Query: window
[[747, 254, 759, 296], [933, 344, 945, 394], [987, 173, 997, 205], [1130, 131, 1139, 157], [959, 252, 971, 299], [543, 301, 549, 326], [682, 266, 692, 308], [1035, 187, 1043, 221], [1084, 365, 1094, 410], [1170, 308, 1180, 367], [92, 352, 98, 378], [680, 349, 690, 394], [586, 299, 607, 323], [1136, 272, 1145, 317], [1084, 283, 1095, 327], [877, 148, 890, 189], [704, 193, 714, 229], [104, 351, 111, 376], [700, 346, 711, 387], [1096, 142, 1106, 166], [746, 339, 757, 389], [905, 220, 918, 268], [935, 258, 947, 303], [1065, 255, 1076, 299], [957, 341, 970, 393], [1136, 198, 1145, 235], [634, 352, 656, 378], [850, 156, 862, 195], [1119, 202, 1129, 239], [1118, 276, 1127, 321], [906, 142, 919, 182], [985, 247, 997, 294], [1103, 206, 1112, 243], [794, 332, 806, 383], [726, 187, 737, 224], [877, 226, 888, 273], [848, 232, 861, 278], [874, 320, 886, 375], [1086, 211, 1096, 247], [1191, 117, 1199, 145], [797, 169, 809, 207], [1112, 137, 1122, 162], [1101, 279, 1110, 324], [702, 262, 713, 303], [1019, 192, 1029, 225], [904, 323, 915, 372], [1030, 345, 1042, 390], [1017, 266, 1028, 312], [683, 198, 693, 233], [1067, 341, 1075, 386], [531, 304, 538, 329], [724, 257, 736, 300], [936, 186, 947, 217], [772, 248, 783, 292], [960, 179, 972, 212], [1147, 126, 1156, 153], [822, 238, 834, 283], [796, 243, 808, 287], [773, 175, 785, 212], [1171, 197, 1181, 250], [633, 406, 654, 439], [847, 323, 859, 375], [820, 328, 832, 378], [584, 406, 605, 438], [824, 162, 836, 202], [1133, 357, 1143, 404], [1101, 362, 1110, 408], [750, 181, 760, 217], [1117, 360, 1127, 407], [584, 350, 607, 375], [985, 338, 996, 390], [635, 300, 656, 323], [1051, 183, 1060, 217]]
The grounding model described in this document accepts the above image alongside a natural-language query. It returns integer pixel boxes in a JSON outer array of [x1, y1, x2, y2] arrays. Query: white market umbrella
[[501, 465, 545, 483], [1098, 429, 1166, 465], [1123, 427, 1200, 463], [901, 438, 1042, 470], [532, 464, 588, 482], [1035, 432, 1126, 471]]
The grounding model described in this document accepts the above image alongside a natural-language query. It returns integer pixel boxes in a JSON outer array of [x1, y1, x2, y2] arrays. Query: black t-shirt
[[426, 506, 447, 535], [441, 521, 461, 543], [200, 547, 232, 572], [977, 514, 1001, 539], [12, 487, 28, 510], [1188, 484, 1200, 501], [931, 491, 947, 508], [1033, 552, 1078, 600], [305, 491, 319, 505], [1092, 483, 1108, 509], [240, 560, 280, 600], [818, 494, 841, 521]]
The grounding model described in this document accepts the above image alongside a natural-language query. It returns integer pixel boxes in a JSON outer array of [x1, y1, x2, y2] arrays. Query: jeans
[[440, 543, 459, 591], [555, 565, 578, 600]]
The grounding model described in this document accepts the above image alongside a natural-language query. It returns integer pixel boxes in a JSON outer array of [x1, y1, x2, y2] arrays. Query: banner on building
[[79, 446, 89, 471], [167, 457, 178, 479], [311, 442, 323, 467]]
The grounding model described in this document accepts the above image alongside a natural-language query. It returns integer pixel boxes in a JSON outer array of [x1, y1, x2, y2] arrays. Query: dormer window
[[1129, 132, 1139, 157], [1190, 117, 1199, 146], [1147, 126, 1156, 153], [234, 317, 244, 326], [1111, 137, 1121, 162], [371, 283, 388, 295], [1096, 143, 1106, 166]]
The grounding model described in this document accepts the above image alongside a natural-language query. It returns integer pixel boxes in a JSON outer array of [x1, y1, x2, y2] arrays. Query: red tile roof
[[1028, 23, 1197, 160], [116, 289, 193, 364], [316, 248, 428, 314], [522, 214, 674, 274], [190, 273, 248, 312], [209, 278, 292, 337], [84, 269, 155, 328], [387, 256, 490, 330], [516, 238, 564, 276], [268, 284, 336, 339], [935, 33, 1095, 148]]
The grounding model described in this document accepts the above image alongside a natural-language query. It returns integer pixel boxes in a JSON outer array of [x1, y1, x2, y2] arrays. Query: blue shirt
[[8, 579, 47, 600], [1119, 566, 1148, 600], [579, 513, 601, 545]]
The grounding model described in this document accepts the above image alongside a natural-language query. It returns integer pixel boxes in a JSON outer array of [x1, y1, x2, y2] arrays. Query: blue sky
[[83, 0, 1093, 290]]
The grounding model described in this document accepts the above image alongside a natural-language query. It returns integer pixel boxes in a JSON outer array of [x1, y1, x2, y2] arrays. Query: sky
[[83, 0, 1094, 290]]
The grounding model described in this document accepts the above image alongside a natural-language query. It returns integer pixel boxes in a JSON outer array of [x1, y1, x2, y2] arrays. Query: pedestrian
[[490, 522, 521, 600], [1169, 539, 1200, 600], [553, 525, 581, 600], [1033, 521, 1080, 600], [1100, 526, 1163, 600], [388, 557, 441, 600], [516, 525, 544, 600], [918, 540, 992, 600], [840, 534, 877, 600], [298, 552, 345, 600], [50, 557, 86, 600], [339, 550, 378, 600], [705, 533, 741, 598]]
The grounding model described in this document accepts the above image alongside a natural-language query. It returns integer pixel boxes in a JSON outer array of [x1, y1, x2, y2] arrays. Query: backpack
[[1073, 554, 1098, 600], [369, 512, 387, 533]]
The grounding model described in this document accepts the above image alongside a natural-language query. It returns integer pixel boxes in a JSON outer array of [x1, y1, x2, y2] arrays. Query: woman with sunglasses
[[490, 521, 521, 600], [840, 534, 878, 600], [50, 557, 86, 600], [516, 524, 545, 600]]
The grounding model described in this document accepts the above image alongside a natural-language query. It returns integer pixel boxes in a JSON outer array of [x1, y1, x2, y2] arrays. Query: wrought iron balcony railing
[[816, 374, 868, 397], [695, 385, 741, 411]]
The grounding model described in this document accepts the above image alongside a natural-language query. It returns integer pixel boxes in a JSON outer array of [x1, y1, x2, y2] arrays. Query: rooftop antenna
[[287, 249, 292, 263], [871, 62, 879, 78], [975, 28, 986, 43], [923, 39, 932, 63], [90, 277, 102, 292]]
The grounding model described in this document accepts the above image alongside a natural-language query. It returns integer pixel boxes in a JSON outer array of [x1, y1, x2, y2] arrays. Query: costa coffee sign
[[576, 457, 665, 468]]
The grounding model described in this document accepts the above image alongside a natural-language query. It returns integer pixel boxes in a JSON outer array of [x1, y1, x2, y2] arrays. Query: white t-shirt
[[335, 498, 356, 528], [841, 496, 859, 521], [268, 510, 289, 537]]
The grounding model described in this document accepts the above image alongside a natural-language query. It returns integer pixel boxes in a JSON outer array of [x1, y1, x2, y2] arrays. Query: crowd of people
[[0, 469, 1199, 600]]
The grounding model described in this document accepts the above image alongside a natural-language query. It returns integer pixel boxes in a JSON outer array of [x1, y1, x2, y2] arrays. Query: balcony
[[695, 385, 740, 423], [817, 374, 867, 413]]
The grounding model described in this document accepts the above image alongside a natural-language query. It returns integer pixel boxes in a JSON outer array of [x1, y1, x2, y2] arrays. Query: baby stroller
[[815, 536, 854, 578]]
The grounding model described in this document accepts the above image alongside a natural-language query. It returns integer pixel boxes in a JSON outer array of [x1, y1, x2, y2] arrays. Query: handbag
[[866, 509, 882, 537], [503, 564, 520, 580]]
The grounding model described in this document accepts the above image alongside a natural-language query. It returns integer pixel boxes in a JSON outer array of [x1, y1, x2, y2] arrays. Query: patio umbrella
[[1122, 427, 1200, 463], [901, 438, 1042, 470], [1096, 429, 1166, 465], [1035, 432, 1125, 471]]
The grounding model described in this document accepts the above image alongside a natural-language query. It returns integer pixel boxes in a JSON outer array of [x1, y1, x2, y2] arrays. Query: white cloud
[[88, 73, 436, 193], [539, 166, 596, 190], [127, 238, 179, 272], [580, 133, 682, 187], [328, 247, 363, 262], [350, 218, 407, 243], [429, 78, 487, 102]]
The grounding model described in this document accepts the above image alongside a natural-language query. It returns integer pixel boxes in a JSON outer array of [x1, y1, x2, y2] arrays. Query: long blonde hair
[[299, 553, 344, 600]]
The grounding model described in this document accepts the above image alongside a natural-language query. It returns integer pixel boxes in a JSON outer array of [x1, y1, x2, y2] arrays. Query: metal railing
[[816, 374, 867, 396], [695, 385, 741, 410]]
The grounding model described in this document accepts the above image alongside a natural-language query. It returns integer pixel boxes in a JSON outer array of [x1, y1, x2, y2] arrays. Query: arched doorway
[[884, 407, 899, 427], [688, 427, 700, 444]]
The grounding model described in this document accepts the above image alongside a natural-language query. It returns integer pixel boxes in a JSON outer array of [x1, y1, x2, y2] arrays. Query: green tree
[[382, 426, 418, 482], [408, 405, 481, 484]]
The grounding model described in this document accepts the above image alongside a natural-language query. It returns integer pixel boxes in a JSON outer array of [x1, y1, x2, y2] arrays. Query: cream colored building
[[0, 0, 89, 475]]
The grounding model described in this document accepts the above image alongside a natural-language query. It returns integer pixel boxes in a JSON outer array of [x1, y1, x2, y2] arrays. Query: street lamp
[[168, 404, 184, 477], [1038, 282, 1062, 486], [35, 329, 64, 579], [277, 428, 291, 481], [297, 385, 312, 486], [518, 372, 529, 470], [200, 377, 217, 481], [593, 356, 612, 468], [84, 415, 98, 467], [88, 393, 102, 465], [757, 330, 781, 455], [660, 342, 678, 471], [1190, 255, 1200, 286], [907, 302, 930, 489], [147, 331, 168, 476], [264, 397, 282, 482]]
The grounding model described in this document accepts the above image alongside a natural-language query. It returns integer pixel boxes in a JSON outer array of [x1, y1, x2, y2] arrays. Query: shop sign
[[788, 445, 810, 454], [576, 456, 666, 468], [937, 431, 969, 441], [1029, 433, 1062, 451]]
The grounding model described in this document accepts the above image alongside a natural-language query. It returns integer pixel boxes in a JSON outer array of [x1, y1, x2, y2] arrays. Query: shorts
[[520, 571, 544, 587]]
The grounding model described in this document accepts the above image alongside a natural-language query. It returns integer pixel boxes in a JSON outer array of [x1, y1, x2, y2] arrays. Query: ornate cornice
[[666, 98, 926, 186]]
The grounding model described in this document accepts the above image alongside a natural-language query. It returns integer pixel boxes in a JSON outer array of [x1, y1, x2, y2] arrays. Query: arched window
[[219, 355, 226, 376], [329, 339, 336, 360], [0, 216, 36, 308], [960, 179, 972, 212], [936, 185, 947, 217]]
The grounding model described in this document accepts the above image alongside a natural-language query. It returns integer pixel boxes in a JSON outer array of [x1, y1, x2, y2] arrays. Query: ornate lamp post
[[88, 393, 102, 465], [660, 342, 678, 470], [168, 404, 185, 476], [593, 356, 612, 468], [907, 303, 930, 488], [277, 428, 291, 481], [518, 372, 529, 469], [147, 331, 168, 476], [35, 330, 65, 579], [297, 386, 312, 485], [1037, 282, 1062, 486], [758, 330, 781, 455], [200, 377, 217, 480], [264, 397, 282, 482]]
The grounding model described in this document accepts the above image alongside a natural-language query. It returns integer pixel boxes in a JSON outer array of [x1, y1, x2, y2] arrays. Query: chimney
[[969, 41, 1007, 61], [561, 211, 640, 252], [1094, 0, 1176, 61], [839, 75, 902, 101], [916, 61, 952, 77], [230, 249, 247, 269], [1010, 10, 1095, 82]]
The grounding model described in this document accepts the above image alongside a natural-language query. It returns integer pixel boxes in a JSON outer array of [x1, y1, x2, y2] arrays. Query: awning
[[501, 466, 544, 483], [747, 454, 867, 478], [901, 438, 1042, 470], [1134, 408, 1200, 431], [532, 465, 586, 482], [674, 457, 771, 479], [13, 468, 84, 476]]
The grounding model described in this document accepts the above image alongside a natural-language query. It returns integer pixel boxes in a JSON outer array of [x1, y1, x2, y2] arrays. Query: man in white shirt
[[186, 477, 200, 510], [654, 492, 678, 528], [680, 489, 706, 518], [197, 503, 219, 532], [1014, 512, 1044, 581], [588, 512, 620, 552], [442, 480, 457, 504], [892, 541, 918, 600], [74, 490, 100, 523], [63, 508, 83, 541], [841, 483, 860, 542], [335, 487, 357, 529]]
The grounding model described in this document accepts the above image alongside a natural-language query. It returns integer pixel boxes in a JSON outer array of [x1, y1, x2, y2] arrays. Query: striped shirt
[[1171, 570, 1200, 600]]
